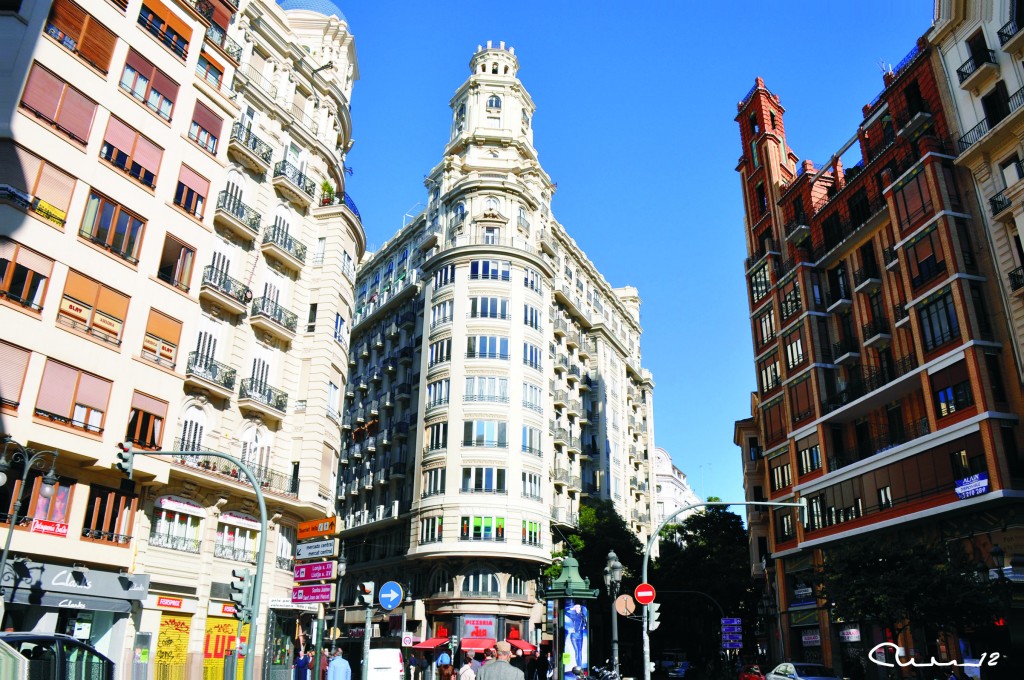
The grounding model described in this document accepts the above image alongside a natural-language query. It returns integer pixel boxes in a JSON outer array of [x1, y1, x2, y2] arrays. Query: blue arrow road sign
[[379, 581, 404, 611], [722, 626, 742, 633], [721, 642, 742, 649], [721, 618, 741, 625]]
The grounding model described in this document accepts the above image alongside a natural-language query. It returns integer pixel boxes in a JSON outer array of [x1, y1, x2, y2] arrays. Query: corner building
[[735, 36, 1023, 675], [336, 42, 657, 650], [0, 0, 363, 677]]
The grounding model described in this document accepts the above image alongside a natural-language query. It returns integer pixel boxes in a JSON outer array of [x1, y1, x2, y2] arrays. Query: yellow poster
[[203, 616, 250, 680], [155, 613, 191, 680]]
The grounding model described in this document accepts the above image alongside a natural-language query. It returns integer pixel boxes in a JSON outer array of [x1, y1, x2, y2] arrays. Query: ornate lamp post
[[603, 550, 623, 677], [0, 436, 60, 620]]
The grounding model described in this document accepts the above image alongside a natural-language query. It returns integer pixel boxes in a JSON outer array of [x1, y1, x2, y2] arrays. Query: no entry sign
[[634, 583, 656, 605]]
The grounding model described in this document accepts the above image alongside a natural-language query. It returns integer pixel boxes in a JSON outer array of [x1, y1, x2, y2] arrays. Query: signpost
[[298, 517, 337, 541], [379, 581, 404, 612], [721, 618, 742, 650], [294, 516, 340, 678], [634, 583, 656, 606], [296, 538, 340, 560], [294, 561, 338, 583], [293, 584, 336, 604]]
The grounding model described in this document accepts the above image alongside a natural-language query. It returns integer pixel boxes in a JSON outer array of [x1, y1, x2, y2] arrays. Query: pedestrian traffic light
[[648, 602, 661, 631], [357, 581, 375, 606], [449, 635, 459, 654], [115, 442, 134, 479], [229, 568, 253, 622]]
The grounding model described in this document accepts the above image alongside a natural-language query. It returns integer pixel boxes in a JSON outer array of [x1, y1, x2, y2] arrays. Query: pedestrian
[[482, 647, 496, 667], [468, 651, 482, 674], [477, 641, 525, 680], [410, 652, 421, 680], [526, 651, 538, 680], [328, 649, 352, 680], [320, 649, 330, 680], [460, 653, 478, 680], [294, 648, 311, 680], [439, 661, 457, 680], [511, 650, 526, 673]]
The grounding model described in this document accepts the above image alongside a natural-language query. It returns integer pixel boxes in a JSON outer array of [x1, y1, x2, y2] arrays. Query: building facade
[[334, 42, 657, 650], [652, 446, 700, 525], [735, 31, 1023, 676], [0, 0, 362, 676]]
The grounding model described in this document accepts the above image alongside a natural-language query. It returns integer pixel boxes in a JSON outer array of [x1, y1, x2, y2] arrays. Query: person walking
[[327, 649, 352, 680], [477, 641, 525, 680], [460, 654, 477, 680]]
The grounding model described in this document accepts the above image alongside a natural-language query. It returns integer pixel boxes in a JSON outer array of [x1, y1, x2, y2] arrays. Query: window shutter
[[95, 285, 130, 321], [14, 244, 54, 278], [191, 101, 222, 138], [145, 0, 192, 43], [48, 0, 87, 44], [21, 64, 64, 120], [0, 340, 31, 406], [0, 142, 42, 194], [177, 165, 209, 196], [55, 86, 97, 143], [124, 49, 154, 79], [931, 359, 970, 392], [35, 163, 76, 213], [36, 360, 78, 415], [103, 116, 137, 154], [151, 68, 179, 101], [131, 391, 168, 418], [146, 309, 182, 344], [64, 270, 99, 304], [75, 372, 112, 410], [132, 135, 163, 178], [78, 18, 117, 73]]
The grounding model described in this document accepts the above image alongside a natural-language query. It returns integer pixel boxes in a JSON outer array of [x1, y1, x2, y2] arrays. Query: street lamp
[[0, 436, 60, 611], [603, 550, 623, 678]]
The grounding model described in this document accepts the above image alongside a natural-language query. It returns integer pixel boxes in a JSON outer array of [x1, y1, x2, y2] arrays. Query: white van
[[366, 647, 406, 680]]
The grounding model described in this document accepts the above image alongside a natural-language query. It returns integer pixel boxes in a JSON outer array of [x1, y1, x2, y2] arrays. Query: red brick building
[[735, 36, 1023, 676]]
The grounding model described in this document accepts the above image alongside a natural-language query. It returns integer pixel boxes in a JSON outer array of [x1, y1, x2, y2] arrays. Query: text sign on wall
[[293, 561, 337, 583], [955, 473, 989, 500]]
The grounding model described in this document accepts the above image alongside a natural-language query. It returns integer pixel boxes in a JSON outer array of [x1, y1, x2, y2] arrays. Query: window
[[452, 203, 466, 225], [196, 55, 222, 87], [79, 192, 145, 264], [918, 288, 959, 351], [44, 0, 117, 72], [950, 448, 986, 478], [0, 468, 73, 529], [757, 309, 776, 345], [120, 49, 177, 120], [769, 454, 792, 491], [522, 472, 542, 499], [784, 328, 804, 368], [460, 516, 506, 542], [20, 63, 97, 145], [0, 142, 76, 227], [750, 265, 771, 302], [35, 360, 111, 432], [523, 342, 542, 370], [420, 516, 443, 543], [524, 304, 542, 330], [427, 422, 448, 451], [985, 353, 1007, 404], [797, 437, 821, 475], [428, 338, 451, 366], [431, 300, 453, 327], [126, 391, 167, 450], [0, 340, 31, 410], [780, 279, 801, 319], [524, 267, 542, 293], [522, 521, 541, 547], [83, 484, 137, 544], [137, 2, 190, 59], [764, 399, 785, 444], [461, 466, 507, 493], [789, 376, 813, 424], [433, 264, 455, 288], [422, 468, 446, 497], [215, 515, 260, 562], [465, 376, 508, 402], [469, 296, 509, 319], [306, 303, 317, 333], [189, 102, 222, 154], [334, 314, 346, 345], [327, 381, 340, 420], [487, 95, 502, 109], [522, 382, 543, 413], [907, 227, 945, 289], [758, 354, 780, 392], [0, 238, 52, 311], [277, 525, 296, 564], [156, 235, 195, 291], [466, 335, 509, 359], [462, 420, 507, 448], [893, 167, 933, 232], [174, 165, 208, 218], [877, 485, 893, 509], [470, 259, 511, 281], [522, 425, 542, 456], [932, 360, 973, 418], [426, 378, 450, 407], [774, 508, 795, 541], [57, 270, 129, 346], [100, 117, 162, 188]]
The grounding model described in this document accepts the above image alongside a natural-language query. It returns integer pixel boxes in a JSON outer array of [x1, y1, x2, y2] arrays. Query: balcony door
[[982, 81, 1010, 127]]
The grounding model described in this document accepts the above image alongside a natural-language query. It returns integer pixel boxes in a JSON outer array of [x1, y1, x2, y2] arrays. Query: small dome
[[277, 0, 345, 20]]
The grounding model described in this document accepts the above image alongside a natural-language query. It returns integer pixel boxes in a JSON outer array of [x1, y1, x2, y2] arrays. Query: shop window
[[0, 237, 52, 311], [34, 359, 111, 433], [58, 270, 129, 346], [215, 515, 260, 562], [0, 471, 73, 530], [459, 516, 506, 541], [82, 484, 137, 544], [522, 522, 540, 546], [149, 497, 202, 553]]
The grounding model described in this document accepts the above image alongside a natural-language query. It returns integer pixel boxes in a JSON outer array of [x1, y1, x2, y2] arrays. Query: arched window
[[225, 170, 244, 202], [180, 405, 205, 453], [463, 567, 499, 594], [454, 203, 466, 224], [487, 95, 501, 110], [239, 425, 271, 471], [430, 568, 453, 594], [485, 197, 499, 212], [507, 574, 528, 596]]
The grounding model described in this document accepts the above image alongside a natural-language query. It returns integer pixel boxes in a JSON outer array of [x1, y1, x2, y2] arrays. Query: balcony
[[214, 544, 258, 563], [957, 49, 998, 90], [893, 303, 910, 328], [204, 23, 241, 63], [261, 224, 307, 271], [999, 19, 1024, 54], [862, 319, 891, 348], [883, 247, 900, 270], [959, 85, 1024, 154], [238, 378, 288, 420], [227, 123, 273, 174], [830, 417, 931, 471], [539, 228, 557, 255], [168, 447, 297, 497], [550, 506, 579, 527], [250, 297, 297, 341], [894, 103, 933, 140], [553, 390, 568, 407], [553, 428, 569, 446], [552, 468, 569, 488], [831, 338, 860, 364], [272, 160, 316, 207], [990, 189, 1013, 221], [853, 265, 882, 293], [1010, 266, 1024, 295], [185, 352, 236, 399], [784, 219, 810, 244], [553, 317, 569, 336], [822, 354, 918, 416], [214, 191, 261, 242], [148, 531, 201, 554], [827, 286, 853, 313], [199, 265, 252, 315]]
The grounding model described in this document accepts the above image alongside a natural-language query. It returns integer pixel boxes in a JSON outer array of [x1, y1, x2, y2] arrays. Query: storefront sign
[[292, 584, 334, 603], [219, 511, 260, 530], [462, 616, 496, 641], [296, 538, 339, 560], [30, 519, 69, 537], [294, 561, 336, 582], [298, 516, 337, 540], [839, 625, 861, 642], [269, 597, 318, 612], [801, 630, 821, 646], [955, 473, 989, 500], [207, 601, 237, 617], [1, 560, 150, 601], [156, 495, 205, 516], [144, 593, 199, 613]]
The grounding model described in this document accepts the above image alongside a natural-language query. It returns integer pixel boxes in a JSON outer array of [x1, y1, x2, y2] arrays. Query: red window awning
[[460, 638, 496, 652], [412, 637, 449, 650], [508, 639, 536, 653]]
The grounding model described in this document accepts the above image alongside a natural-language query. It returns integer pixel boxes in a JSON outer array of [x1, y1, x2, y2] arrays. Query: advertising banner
[[562, 600, 589, 680]]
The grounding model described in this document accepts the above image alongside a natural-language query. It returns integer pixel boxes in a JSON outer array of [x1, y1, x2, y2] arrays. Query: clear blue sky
[[337, 1, 934, 504]]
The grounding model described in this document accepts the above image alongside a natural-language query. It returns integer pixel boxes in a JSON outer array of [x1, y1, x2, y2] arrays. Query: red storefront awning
[[508, 639, 536, 653], [412, 637, 449, 649], [461, 638, 496, 652]]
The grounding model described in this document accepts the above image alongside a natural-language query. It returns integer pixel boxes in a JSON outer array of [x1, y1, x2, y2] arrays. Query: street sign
[[292, 584, 335, 603], [296, 538, 339, 560], [402, 634, 413, 647], [379, 581, 404, 611], [722, 625, 742, 633], [634, 583, 656, 605], [721, 642, 742, 649], [721, 634, 742, 642], [721, 617, 741, 625], [614, 594, 636, 616], [294, 560, 337, 582], [298, 517, 337, 540]]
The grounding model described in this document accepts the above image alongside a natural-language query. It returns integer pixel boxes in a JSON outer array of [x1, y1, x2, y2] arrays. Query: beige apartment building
[[0, 0, 362, 677], [331, 42, 658, 649]]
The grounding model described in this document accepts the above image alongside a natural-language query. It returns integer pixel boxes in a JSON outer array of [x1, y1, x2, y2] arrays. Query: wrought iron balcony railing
[[229, 122, 273, 164], [214, 543, 258, 563], [205, 23, 241, 62], [273, 160, 316, 198], [263, 224, 307, 262], [239, 378, 288, 413], [216, 191, 261, 233], [186, 351, 236, 390], [251, 296, 297, 332], [149, 531, 201, 554], [201, 266, 252, 305], [957, 49, 997, 83]]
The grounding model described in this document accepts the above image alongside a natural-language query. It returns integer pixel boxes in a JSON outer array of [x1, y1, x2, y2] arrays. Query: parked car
[[765, 663, 840, 680], [0, 632, 114, 680], [740, 664, 765, 680], [366, 647, 406, 680]]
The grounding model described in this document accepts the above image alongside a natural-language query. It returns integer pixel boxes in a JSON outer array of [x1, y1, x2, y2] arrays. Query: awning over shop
[[508, 639, 536, 653], [461, 638, 496, 652], [413, 637, 449, 650], [7, 589, 131, 613]]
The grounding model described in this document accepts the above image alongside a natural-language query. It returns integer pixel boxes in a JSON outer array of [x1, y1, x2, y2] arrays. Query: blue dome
[[277, 0, 345, 20]]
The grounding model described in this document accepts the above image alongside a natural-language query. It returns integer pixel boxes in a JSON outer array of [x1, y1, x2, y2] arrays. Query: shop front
[[267, 597, 318, 680], [1, 560, 149, 664], [140, 591, 199, 680], [203, 601, 249, 680], [788, 609, 823, 664]]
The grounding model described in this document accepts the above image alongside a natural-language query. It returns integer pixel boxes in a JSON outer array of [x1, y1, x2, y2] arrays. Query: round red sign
[[634, 582, 656, 605]]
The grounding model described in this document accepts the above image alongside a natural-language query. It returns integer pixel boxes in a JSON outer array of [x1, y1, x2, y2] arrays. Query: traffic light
[[648, 602, 661, 631], [797, 496, 809, 526], [229, 568, 253, 622], [449, 635, 459, 654], [115, 442, 134, 479], [357, 581, 375, 606]]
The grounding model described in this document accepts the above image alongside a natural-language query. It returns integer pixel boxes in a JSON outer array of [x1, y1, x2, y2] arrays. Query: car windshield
[[795, 665, 833, 677]]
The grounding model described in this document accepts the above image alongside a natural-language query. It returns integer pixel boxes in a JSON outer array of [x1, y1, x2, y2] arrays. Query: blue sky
[[337, 1, 934, 504]]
